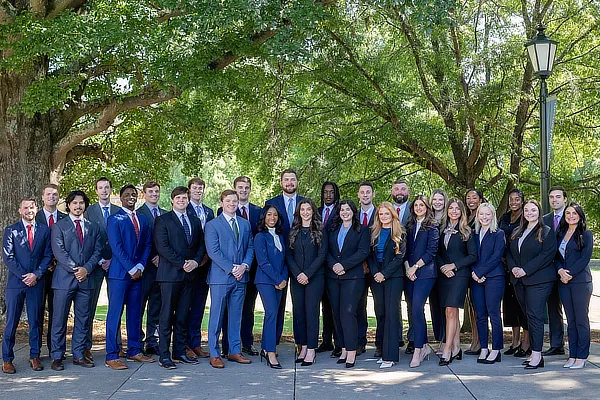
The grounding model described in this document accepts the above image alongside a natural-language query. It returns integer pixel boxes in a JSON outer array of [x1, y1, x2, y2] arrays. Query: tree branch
[[47, 0, 87, 19], [65, 143, 108, 164], [0, 0, 18, 25]]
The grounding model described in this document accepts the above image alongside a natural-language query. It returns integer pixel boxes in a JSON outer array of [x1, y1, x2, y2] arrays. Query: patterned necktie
[[323, 207, 330, 225], [231, 218, 239, 242], [131, 211, 140, 238], [287, 198, 294, 226], [153, 207, 158, 219], [102, 207, 110, 222], [241, 206, 248, 220], [181, 215, 191, 243], [362, 212, 368, 226], [197, 205, 206, 228], [396, 207, 401, 218], [27, 224, 34, 250], [75, 220, 84, 245], [48, 214, 55, 228], [554, 214, 560, 230]]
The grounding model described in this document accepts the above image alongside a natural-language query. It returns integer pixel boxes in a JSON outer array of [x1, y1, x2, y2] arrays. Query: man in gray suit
[[136, 181, 167, 355], [50, 191, 102, 371]]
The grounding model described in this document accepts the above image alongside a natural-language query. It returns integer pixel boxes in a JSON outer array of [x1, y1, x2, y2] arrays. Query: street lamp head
[[525, 24, 558, 78]]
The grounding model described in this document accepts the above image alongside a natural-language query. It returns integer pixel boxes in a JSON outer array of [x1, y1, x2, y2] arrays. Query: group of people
[[1, 171, 593, 375]]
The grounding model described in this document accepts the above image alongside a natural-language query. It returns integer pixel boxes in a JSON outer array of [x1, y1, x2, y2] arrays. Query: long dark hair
[[289, 198, 323, 249], [407, 195, 438, 232], [257, 205, 283, 234], [557, 202, 588, 250], [329, 199, 361, 232], [511, 199, 545, 243], [465, 188, 485, 219], [320, 181, 340, 208]]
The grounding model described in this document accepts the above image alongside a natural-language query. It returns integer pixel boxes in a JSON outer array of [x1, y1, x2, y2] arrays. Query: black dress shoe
[[405, 341, 415, 355], [399, 340, 405, 348], [542, 347, 565, 356], [73, 357, 95, 368], [145, 347, 160, 356], [345, 361, 355, 368], [158, 359, 177, 369], [481, 352, 501, 364], [504, 345, 520, 355], [374, 347, 382, 358], [357, 345, 366, 356], [242, 346, 259, 356], [316, 342, 334, 353], [173, 354, 199, 365], [524, 357, 544, 369], [331, 346, 342, 358], [51, 360, 64, 371], [336, 358, 347, 364], [465, 348, 481, 356], [439, 357, 451, 366], [513, 347, 532, 358], [220, 349, 229, 358]]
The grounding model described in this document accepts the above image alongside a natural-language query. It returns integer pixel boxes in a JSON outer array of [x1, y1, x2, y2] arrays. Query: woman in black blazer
[[436, 199, 477, 365], [369, 202, 406, 369], [326, 200, 370, 368], [555, 202, 593, 369], [287, 198, 328, 366], [507, 200, 557, 369]]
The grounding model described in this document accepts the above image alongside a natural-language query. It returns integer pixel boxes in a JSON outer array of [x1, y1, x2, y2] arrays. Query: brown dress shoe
[[30, 357, 44, 371], [2, 361, 16, 374], [84, 349, 94, 362], [105, 359, 128, 370], [118, 347, 127, 358], [227, 353, 252, 364], [127, 353, 156, 363], [210, 357, 225, 369], [51, 360, 64, 371], [73, 357, 95, 368], [185, 347, 200, 360], [191, 346, 210, 358]]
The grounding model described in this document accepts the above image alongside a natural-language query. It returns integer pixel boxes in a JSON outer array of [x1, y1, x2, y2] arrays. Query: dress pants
[[222, 280, 258, 351], [559, 282, 593, 359], [429, 280, 446, 342], [320, 289, 338, 346], [275, 284, 288, 346], [140, 269, 161, 350], [2, 285, 44, 361], [405, 278, 435, 348], [357, 273, 371, 347], [106, 278, 143, 361], [208, 281, 246, 357], [51, 287, 92, 360], [186, 277, 210, 350], [514, 280, 554, 352], [326, 278, 364, 351], [87, 268, 122, 351], [40, 270, 54, 354], [290, 275, 325, 348], [371, 277, 403, 362], [502, 273, 526, 327], [471, 275, 505, 350], [159, 281, 193, 361], [403, 280, 414, 342], [256, 284, 284, 352], [547, 281, 565, 348]]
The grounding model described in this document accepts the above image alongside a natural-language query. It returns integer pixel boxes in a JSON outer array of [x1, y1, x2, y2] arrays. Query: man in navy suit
[[104, 185, 155, 370], [35, 184, 67, 357], [2, 198, 53, 374], [154, 187, 206, 369], [221, 176, 262, 357], [83, 177, 122, 360], [184, 177, 214, 359], [205, 190, 254, 368], [542, 186, 567, 356], [50, 191, 102, 371], [136, 181, 167, 356]]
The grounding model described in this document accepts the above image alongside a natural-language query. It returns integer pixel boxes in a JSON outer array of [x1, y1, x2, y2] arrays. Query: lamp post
[[525, 24, 558, 214]]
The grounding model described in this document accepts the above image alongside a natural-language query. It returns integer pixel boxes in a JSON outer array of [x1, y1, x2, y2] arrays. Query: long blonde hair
[[371, 202, 404, 254]]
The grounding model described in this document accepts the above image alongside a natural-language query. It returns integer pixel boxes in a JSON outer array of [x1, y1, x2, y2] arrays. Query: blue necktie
[[181, 215, 191, 243], [287, 198, 294, 226], [102, 206, 109, 222]]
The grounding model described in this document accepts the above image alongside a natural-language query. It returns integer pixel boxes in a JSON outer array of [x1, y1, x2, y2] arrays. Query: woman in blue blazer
[[254, 206, 288, 369], [326, 200, 370, 368], [507, 200, 557, 369], [470, 203, 506, 364], [555, 202, 593, 369], [287, 198, 328, 366], [404, 195, 439, 368]]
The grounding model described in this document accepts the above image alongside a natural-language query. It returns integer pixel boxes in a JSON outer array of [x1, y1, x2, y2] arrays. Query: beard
[[393, 194, 408, 205], [283, 186, 297, 195]]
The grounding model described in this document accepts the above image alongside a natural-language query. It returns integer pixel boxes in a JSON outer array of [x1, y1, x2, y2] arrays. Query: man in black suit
[[136, 181, 167, 356], [50, 191, 103, 371], [220, 176, 262, 357], [154, 186, 206, 369], [542, 185, 567, 356], [184, 177, 214, 360], [35, 184, 67, 357]]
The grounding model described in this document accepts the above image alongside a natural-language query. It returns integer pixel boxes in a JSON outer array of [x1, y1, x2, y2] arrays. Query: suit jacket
[[204, 213, 254, 285], [106, 209, 152, 280], [286, 229, 328, 279], [187, 202, 215, 225], [395, 202, 411, 227], [51, 216, 103, 290], [472, 229, 506, 278], [358, 207, 376, 228], [369, 234, 406, 279], [507, 225, 557, 286], [154, 211, 206, 282], [326, 225, 370, 280], [318, 204, 338, 231], [84, 202, 121, 261], [254, 232, 288, 285], [543, 212, 561, 233], [3, 221, 53, 289], [405, 223, 439, 280], [265, 194, 305, 241], [435, 230, 478, 278], [217, 203, 262, 236], [35, 209, 67, 228], [136, 203, 167, 276], [555, 230, 593, 284]]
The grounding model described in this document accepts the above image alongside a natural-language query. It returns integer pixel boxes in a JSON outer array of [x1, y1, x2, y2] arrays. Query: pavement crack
[[107, 361, 144, 399], [447, 365, 478, 400]]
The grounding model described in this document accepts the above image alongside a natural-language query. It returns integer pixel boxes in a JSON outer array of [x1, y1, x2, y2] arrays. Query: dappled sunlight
[[3, 375, 79, 385], [158, 375, 187, 387], [313, 368, 425, 385]]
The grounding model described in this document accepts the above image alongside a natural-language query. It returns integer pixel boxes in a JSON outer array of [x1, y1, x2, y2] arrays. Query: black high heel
[[451, 349, 463, 361], [260, 349, 266, 362], [504, 343, 521, 356], [481, 351, 501, 364], [264, 352, 282, 369], [301, 354, 317, 366], [438, 357, 452, 366], [524, 356, 544, 370]]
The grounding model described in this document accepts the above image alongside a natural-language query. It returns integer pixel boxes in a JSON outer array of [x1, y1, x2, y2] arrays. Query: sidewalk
[[1, 342, 599, 399]]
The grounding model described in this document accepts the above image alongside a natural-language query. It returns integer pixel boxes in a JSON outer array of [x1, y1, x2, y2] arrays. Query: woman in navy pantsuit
[[287, 198, 327, 366], [471, 203, 506, 364], [437, 199, 477, 365], [326, 200, 370, 368], [369, 202, 406, 369], [555, 202, 593, 369], [507, 200, 557, 370], [404, 195, 439, 368], [254, 206, 288, 369]]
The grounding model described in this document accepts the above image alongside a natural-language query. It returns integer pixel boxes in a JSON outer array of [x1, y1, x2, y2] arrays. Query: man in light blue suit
[[205, 189, 254, 368]]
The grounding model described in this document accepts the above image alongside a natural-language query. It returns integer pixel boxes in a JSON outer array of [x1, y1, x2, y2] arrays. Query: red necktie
[[132, 212, 140, 238], [27, 224, 34, 250], [324, 207, 330, 224], [48, 214, 55, 228], [362, 213, 368, 226], [396, 207, 401, 217], [75, 220, 84, 245], [241, 206, 248, 220]]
